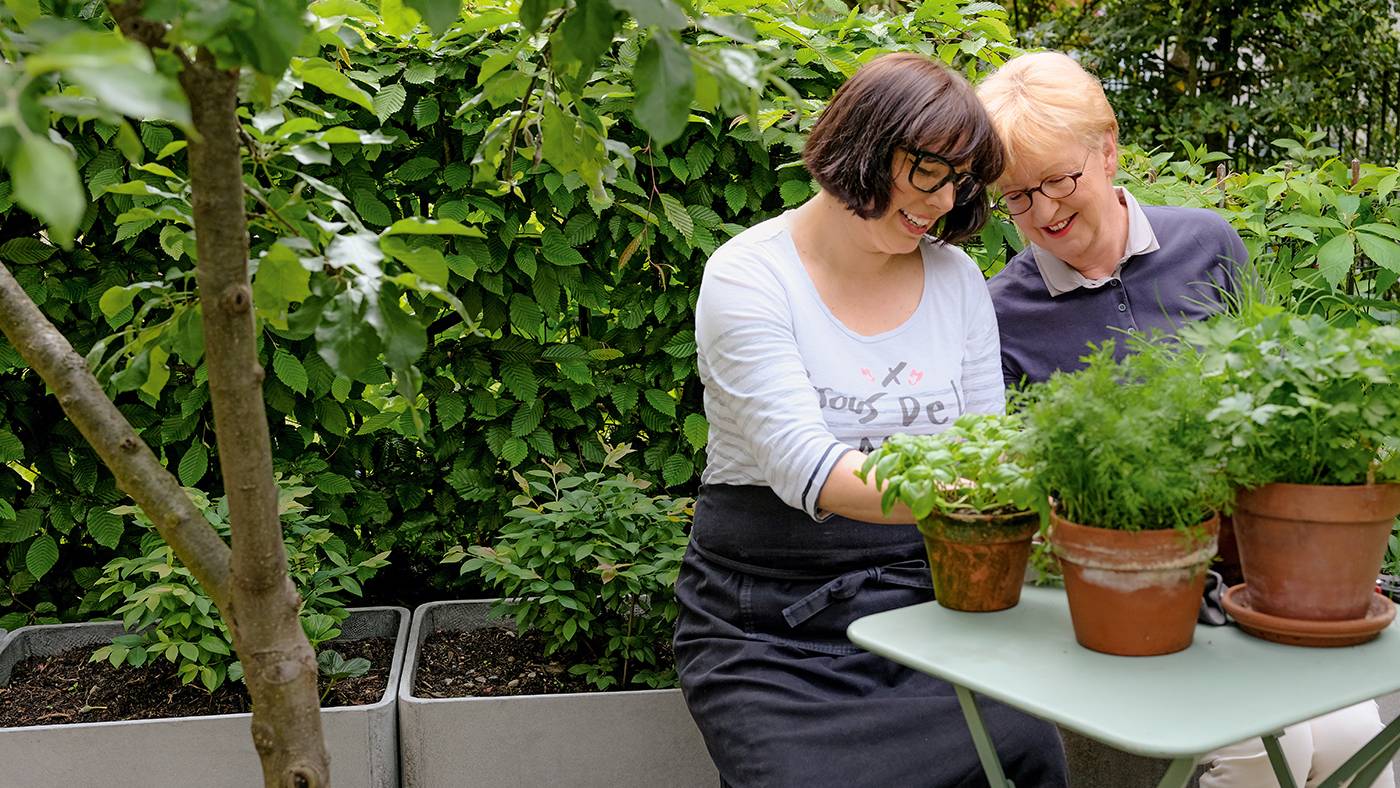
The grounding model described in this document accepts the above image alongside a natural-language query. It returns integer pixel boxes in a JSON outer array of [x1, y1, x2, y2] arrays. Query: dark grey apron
[[674, 484, 1070, 788]]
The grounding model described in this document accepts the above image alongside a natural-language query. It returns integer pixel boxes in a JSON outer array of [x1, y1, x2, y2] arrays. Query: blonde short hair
[[976, 52, 1119, 174]]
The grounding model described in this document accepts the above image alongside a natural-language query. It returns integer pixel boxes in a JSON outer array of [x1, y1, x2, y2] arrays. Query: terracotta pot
[[1233, 483, 1400, 621], [1050, 512, 1219, 657], [919, 510, 1040, 612]]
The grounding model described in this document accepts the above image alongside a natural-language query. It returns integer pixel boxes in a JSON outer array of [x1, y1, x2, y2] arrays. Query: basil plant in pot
[[1188, 309, 1400, 635], [858, 412, 1045, 613], [1017, 342, 1232, 656]]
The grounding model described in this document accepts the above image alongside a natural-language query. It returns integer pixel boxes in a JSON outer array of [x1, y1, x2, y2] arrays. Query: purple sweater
[[988, 205, 1248, 388]]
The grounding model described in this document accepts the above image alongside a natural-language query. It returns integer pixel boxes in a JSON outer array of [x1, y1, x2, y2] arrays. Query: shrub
[[92, 479, 389, 691], [445, 445, 691, 690]]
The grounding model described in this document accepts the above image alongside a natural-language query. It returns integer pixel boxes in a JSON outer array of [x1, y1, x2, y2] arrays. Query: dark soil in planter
[[0, 636, 394, 728], [414, 627, 676, 698]]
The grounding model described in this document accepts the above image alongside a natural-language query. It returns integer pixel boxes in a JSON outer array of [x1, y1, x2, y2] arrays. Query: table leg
[[1315, 712, 1400, 788], [1262, 733, 1299, 788], [1156, 757, 1198, 788], [953, 684, 1014, 788]]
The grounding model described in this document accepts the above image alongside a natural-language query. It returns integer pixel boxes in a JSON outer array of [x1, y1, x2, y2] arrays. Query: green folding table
[[846, 586, 1400, 788]]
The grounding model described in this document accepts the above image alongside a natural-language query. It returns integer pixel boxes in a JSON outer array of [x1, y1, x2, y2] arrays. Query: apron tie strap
[[781, 559, 932, 628]]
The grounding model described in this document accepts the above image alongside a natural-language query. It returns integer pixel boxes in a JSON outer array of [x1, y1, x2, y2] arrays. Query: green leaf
[[273, 349, 309, 394], [374, 83, 408, 123], [12, 136, 85, 248], [385, 218, 484, 237], [0, 238, 57, 264], [780, 179, 812, 206], [520, 0, 563, 31], [254, 243, 312, 313], [296, 58, 375, 111], [315, 472, 355, 494], [633, 33, 694, 147], [378, 288, 428, 370], [501, 362, 539, 401], [1315, 233, 1355, 288], [436, 392, 466, 429], [661, 329, 695, 358], [226, 0, 305, 76], [658, 193, 693, 240], [26, 534, 58, 580], [541, 227, 587, 266], [404, 0, 460, 33], [316, 289, 382, 380], [412, 95, 441, 127], [645, 388, 676, 417], [724, 182, 747, 215], [551, 0, 616, 74], [86, 508, 123, 549], [683, 413, 709, 450], [179, 442, 209, 486], [1357, 231, 1400, 274], [662, 454, 693, 486], [610, 0, 687, 29], [0, 429, 23, 463], [403, 63, 438, 84], [511, 399, 545, 436], [501, 437, 529, 465]]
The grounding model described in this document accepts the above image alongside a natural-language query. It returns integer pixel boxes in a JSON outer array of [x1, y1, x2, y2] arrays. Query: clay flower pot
[[1234, 483, 1400, 621], [918, 510, 1040, 612], [1050, 512, 1219, 657]]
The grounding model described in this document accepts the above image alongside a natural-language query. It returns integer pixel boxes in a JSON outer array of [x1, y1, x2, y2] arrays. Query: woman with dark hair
[[674, 52, 1070, 787]]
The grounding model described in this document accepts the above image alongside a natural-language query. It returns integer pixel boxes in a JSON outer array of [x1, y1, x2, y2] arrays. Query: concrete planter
[[398, 599, 718, 787], [0, 605, 408, 788]]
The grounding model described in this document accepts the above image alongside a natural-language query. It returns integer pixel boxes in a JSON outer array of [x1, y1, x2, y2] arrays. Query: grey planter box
[[398, 599, 718, 787], [0, 605, 408, 788]]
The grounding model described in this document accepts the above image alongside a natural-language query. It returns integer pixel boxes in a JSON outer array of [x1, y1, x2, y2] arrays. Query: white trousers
[[1199, 701, 1395, 788]]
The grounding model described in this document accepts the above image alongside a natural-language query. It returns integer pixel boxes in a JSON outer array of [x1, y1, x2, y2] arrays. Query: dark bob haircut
[[801, 52, 1005, 245]]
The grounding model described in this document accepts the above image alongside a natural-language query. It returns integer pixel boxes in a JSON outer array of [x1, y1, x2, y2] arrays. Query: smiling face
[[999, 133, 1127, 274], [862, 148, 961, 255]]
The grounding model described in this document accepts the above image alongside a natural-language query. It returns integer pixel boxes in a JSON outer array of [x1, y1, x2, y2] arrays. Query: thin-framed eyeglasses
[[997, 155, 1091, 216], [902, 147, 984, 207]]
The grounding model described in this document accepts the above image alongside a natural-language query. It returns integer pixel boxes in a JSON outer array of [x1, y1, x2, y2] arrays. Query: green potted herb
[[859, 412, 1044, 612], [1018, 342, 1231, 656], [1188, 308, 1400, 630]]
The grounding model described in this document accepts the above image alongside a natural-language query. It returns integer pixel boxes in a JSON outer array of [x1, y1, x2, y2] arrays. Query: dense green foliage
[[445, 448, 691, 689], [857, 412, 1040, 519], [1016, 342, 1233, 532], [0, 0, 1020, 629], [1187, 309, 1400, 487], [1027, 0, 1400, 168], [91, 480, 388, 691], [0, 0, 1396, 649]]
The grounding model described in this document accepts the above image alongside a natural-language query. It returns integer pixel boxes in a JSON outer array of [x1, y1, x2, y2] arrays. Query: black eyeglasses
[[998, 155, 1091, 216], [902, 147, 984, 206]]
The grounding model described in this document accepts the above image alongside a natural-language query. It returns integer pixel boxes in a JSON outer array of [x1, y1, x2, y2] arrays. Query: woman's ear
[[1101, 130, 1119, 179]]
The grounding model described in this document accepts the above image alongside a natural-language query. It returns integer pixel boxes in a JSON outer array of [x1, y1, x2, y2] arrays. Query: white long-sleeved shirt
[[695, 212, 1005, 520]]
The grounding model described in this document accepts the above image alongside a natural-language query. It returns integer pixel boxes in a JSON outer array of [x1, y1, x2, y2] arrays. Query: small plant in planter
[[92, 479, 390, 692], [444, 444, 693, 690], [1187, 308, 1400, 633], [857, 412, 1045, 612], [1018, 341, 1231, 656]]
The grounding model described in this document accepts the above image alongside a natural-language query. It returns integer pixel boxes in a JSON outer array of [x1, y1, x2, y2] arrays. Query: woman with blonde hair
[[978, 50, 1394, 788]]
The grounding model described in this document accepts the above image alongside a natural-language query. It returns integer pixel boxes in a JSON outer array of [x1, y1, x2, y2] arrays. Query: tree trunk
[[178, 49, 331, 787]]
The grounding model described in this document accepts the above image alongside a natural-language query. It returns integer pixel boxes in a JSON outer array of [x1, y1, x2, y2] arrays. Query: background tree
[[1023, 0, 1400, 167]]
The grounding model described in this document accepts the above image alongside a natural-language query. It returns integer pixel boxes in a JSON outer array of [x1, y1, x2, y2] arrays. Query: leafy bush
[[1016, 341, 1232, 531], [444, 445, 691, 690], [856, 412, 1041, 520], [0, 0, 1020, 622], [1185, 307, 1400, 487], [91, 479, 389, 691]]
